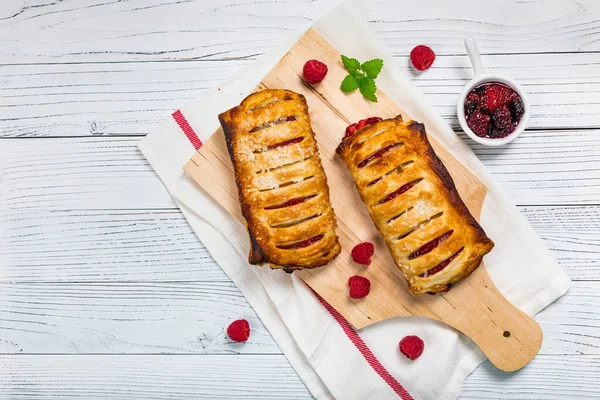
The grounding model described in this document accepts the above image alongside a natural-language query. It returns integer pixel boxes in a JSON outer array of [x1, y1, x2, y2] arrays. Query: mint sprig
[[340, 55, 383, 102]]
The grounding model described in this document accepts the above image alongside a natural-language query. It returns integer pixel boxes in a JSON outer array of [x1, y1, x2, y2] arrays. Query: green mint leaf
[[340, 74, 359, 92], [358, 77, 378, 102], [361, 58, 384, 79], [339, 55, 384, 102], [341, 54, 360, 73]]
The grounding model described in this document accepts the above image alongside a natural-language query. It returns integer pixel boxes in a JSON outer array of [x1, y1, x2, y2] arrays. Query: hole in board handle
[[503, 331, 511, 338]]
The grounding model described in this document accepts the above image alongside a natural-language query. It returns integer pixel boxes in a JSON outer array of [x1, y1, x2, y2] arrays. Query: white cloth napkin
[[138, 2, 572, 399]]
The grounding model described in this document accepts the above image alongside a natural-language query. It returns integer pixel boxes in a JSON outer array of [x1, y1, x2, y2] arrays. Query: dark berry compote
[[464, 83, 524, 139]]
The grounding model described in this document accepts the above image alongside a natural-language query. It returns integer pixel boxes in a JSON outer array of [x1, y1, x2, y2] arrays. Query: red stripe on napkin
[[309, 287, 414, 400], [173, 110, 202, 150], [175, 120, 412, 399]]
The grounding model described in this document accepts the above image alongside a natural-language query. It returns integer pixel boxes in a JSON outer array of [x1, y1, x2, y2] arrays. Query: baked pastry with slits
[[337, 116, 494, 293], [219, 89, 341, 272]]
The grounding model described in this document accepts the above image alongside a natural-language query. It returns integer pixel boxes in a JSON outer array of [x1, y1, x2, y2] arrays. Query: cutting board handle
[[433, 266, 543, 371]]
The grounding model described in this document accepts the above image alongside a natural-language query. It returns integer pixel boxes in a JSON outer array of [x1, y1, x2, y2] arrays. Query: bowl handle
[[465, 36, 486, 77]]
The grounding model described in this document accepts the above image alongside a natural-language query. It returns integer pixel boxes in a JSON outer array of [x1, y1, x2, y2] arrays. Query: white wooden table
[[1, 0, 599, 398]]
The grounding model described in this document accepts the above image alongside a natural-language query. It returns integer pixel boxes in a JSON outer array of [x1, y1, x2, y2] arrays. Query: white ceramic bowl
[[457, 37, 530, 147]]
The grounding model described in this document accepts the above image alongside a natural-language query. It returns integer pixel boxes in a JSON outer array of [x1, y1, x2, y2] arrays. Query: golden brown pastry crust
[[337, 116, 494, 293], [219, 89, 341, 272]]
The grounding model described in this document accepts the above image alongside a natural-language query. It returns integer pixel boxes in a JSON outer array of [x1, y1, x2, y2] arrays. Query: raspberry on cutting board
[[351, 242, 375, 265], [302, 59, 328, 84], [348, 275, 371, 299]]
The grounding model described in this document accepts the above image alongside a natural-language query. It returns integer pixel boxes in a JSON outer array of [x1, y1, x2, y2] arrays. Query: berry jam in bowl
[[457, 37, 529, 146]]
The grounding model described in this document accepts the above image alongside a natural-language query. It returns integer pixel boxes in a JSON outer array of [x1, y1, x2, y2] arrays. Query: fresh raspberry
[[399, 335, 424, 360], [303, 59, 328, 84], [348, 275, 371, 299], [464, 92, 479, 116], [410, 45, 436, 71], [509, 97, 525, 121], [352, 242, 375, 265], [466, 110, 491, 137], [492, 105, 513, 130], [227, 319, 250, 342], [343, 117, 383, 140]]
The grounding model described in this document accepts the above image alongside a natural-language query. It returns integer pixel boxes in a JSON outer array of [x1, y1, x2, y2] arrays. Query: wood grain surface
[[0, 355, 599, 399], [0, 0, 599, 397], [1, 0, 598, 63], [3, 53, 599, 137], [2, 130, 598, 210]]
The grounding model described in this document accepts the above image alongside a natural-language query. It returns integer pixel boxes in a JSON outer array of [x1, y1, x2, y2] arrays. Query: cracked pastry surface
[[219, 89, 341, 272], [337, 116, 494, 293]]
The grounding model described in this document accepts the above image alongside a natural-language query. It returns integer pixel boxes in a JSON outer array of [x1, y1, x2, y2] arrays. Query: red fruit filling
[[356, 119, 368, 130], [420, 248, 463, 278], [267, 137, 304, 150], [344, 123, 358, 139], [464, 82, 524, 139], [366, 117, 383, 125], [357, 143, 400, 168], [264, 194, 317, 210], [279, 234, 324, 250], [408, 230, 453, 260], [342, 117, 383, 140], [467, 110, 491, 137], [378, 179, 419, 204]]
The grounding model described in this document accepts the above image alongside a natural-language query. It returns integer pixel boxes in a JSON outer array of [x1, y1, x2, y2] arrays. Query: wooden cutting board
[[184, 29, 542, 372]]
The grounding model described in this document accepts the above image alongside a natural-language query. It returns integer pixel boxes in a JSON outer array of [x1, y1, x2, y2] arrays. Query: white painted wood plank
[[0, 280, 596, 355], [536, 282, 600, 355], [0, 282, 279, 354], [0, 138, 176, 210], [0, 355, 314, 399], [2, 53, 598, 136], [0, 206, 596, 283], [1, 0, 598, 64], [461, 355, 600, 399], [520, 206, 600, 280], [464, 130, 600, 206], [1, 131, 598, 210], [370, 0, 600, 55], [0, 210, 229, 282], [0, 354, 598, 399], [0, 61, 247, 137]]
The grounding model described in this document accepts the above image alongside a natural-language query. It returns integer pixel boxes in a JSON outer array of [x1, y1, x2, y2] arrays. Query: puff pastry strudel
[[219, 89, 341, 272], [337, 116, 494, 293]]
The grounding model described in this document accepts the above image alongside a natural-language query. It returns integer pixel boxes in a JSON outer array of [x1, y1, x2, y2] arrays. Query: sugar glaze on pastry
[[219, 89, 341, 272], [337, 116, 494, 293]]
